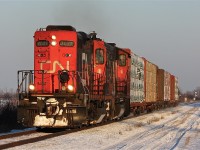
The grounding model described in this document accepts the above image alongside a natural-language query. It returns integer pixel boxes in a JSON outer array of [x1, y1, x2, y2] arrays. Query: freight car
[[17, 25, 179, 128]]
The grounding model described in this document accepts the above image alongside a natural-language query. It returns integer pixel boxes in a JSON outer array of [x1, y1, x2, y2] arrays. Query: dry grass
[[134, 122, 144, 128], [106, 133, 114, 139], [125, 125, 133, 131], [98, 139, 103, 144], [0, 101, 19, 133], [147, 117, 160, 124], [119, 130, 123, 135], [185, 136, 191, 146], [171, 110, 178, 114]]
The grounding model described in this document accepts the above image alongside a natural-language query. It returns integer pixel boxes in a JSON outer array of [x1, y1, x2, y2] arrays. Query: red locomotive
[[17, 25, 179, 128]]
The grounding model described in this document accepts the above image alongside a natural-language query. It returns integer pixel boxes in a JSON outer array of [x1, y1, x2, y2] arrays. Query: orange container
[[157, 69, 164, 101], [143, 58, 157, 103], [170, 75, 175, 100]]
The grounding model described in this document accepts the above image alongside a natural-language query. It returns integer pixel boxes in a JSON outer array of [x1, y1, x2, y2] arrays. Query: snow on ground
[[7, 102, 200, 150]]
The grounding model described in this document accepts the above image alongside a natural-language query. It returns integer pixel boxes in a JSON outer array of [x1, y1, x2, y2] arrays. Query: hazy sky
[[0, 0, 199, 92]]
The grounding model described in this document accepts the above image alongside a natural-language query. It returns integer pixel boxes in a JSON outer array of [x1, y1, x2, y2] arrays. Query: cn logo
[[40, 60, 69, 73]]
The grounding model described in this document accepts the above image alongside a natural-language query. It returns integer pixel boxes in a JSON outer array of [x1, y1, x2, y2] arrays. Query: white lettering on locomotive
[[40, 60, 67, 73]]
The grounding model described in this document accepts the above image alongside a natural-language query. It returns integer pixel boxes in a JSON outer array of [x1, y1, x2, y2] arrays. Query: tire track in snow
[[105, 105, 199, 150], [170, 107, 200, 150], [149, 107, 199, 150], [127, 107, 199, 150]]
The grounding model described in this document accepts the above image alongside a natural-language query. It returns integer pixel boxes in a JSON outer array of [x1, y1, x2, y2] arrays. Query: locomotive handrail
[[17, 69, 106, 101], [77, 71, 90, 95], [17, 71, 28, 93], [17, 70, 35, 94], [17, 70, 44, 98]]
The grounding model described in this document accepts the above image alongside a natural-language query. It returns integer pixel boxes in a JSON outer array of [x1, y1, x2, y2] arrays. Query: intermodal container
[[170, 75, 175, 100], [130, 53, 145, 103], [143, 58, 157, 103], [175, 77, 179, 100], [157, 69, 164, 101], [164, 71, 171, 101]]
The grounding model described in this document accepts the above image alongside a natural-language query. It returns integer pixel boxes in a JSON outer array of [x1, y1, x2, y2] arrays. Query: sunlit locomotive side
[[17, 26, 128, 127]]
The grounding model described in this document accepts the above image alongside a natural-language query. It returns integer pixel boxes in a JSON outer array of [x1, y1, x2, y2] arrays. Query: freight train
[[17, 25, 179, 127]]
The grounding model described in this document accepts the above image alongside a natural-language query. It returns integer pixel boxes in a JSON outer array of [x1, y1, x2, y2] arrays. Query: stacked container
[[164, 71, 171, 101], [170, 75, 175, 100], [143, 58, 157, 103], [175, 77, 179, 100], [130, 53, 145, 103], [157, 69, 164, 101]]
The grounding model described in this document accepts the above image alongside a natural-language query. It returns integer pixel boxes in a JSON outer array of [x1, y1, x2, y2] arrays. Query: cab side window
[[118, 54, 126, 66], [95, 49, 104, 64]]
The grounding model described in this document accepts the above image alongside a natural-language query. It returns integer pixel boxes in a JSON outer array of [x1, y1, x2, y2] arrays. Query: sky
[[0, 0, 199, 92]]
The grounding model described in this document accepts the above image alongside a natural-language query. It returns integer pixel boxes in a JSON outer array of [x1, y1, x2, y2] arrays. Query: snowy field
[[7, 102, 200, 150]]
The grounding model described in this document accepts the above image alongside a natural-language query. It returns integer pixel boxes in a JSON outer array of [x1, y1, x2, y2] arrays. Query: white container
[[164, 71, 171, 101], [130, 53, 144, 103]]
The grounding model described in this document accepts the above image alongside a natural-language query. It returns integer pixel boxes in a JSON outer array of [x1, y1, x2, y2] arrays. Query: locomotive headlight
[[29, 84, 35, 91], [67, 85, 74, 91], [62, 86, 66, 91], [51, 35, 56, 40], [51, 41, 57, 46]]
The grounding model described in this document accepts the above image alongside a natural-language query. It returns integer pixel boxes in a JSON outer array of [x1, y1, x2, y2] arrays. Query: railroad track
[[0, 122, 124, 149], [0, 128, 78, 149], [0, 115, 134, 149], [0, 129, 37, 140], [0, 105, 181, 149]]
